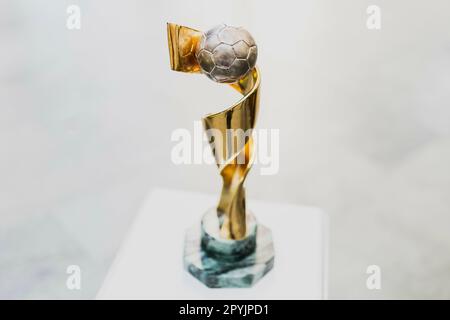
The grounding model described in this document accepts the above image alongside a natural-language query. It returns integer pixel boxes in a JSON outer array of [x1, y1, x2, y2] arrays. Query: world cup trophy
[[167, 23, 274, 288]]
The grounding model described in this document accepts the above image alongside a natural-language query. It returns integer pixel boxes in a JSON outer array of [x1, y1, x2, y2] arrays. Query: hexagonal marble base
[[184, 209, 275, 288]]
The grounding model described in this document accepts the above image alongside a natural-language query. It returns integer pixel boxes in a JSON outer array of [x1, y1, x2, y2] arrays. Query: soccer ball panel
[[247, 46, 257, 69], [197, 50, 215, 73], [228, 59, 250, 79], [218, 26, 243, 45], [212, 43, 236, 68], [203, 34, 221, 52], [232, 40, 250, 59], [238, 28, 256, 47], [211, 67, 233, 83]]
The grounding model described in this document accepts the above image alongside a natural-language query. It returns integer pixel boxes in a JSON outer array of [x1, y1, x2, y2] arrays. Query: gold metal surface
[[167, 23, 260, 240], [167, 23, 202, 73]]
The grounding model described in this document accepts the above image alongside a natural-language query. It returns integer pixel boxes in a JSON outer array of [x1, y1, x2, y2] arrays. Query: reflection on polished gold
[[167, 23, 260, 240], [166, 23, 202, 73]]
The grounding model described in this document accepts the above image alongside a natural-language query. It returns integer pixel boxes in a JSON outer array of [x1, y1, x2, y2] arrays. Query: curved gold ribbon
[[167, 23, 260, 240]]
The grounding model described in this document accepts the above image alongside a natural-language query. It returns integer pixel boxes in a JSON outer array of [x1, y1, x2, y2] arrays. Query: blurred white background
[[1, 0, 450, 299]]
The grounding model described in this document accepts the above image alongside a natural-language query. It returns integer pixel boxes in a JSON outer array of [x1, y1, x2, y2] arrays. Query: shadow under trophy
[[167, 23, 274, 288]]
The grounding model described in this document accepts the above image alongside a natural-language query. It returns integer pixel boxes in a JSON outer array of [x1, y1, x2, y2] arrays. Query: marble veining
[[184, 223, 274, 288]]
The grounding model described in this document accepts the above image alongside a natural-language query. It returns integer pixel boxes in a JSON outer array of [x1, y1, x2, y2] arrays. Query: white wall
[[1, 0, 450, 298]]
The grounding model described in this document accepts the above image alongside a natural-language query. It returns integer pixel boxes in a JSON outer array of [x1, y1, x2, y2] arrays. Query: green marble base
[[184, 208, 275, 288]]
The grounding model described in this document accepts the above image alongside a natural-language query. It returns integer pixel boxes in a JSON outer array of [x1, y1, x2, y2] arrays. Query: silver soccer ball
[[196, 24, 258, 83]]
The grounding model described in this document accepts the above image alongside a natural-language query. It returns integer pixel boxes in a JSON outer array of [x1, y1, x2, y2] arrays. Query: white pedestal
[[97, 188, 328, 299]]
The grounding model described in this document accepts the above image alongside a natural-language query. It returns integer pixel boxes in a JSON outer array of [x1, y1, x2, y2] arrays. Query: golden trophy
[[167, 23, 274, 288]]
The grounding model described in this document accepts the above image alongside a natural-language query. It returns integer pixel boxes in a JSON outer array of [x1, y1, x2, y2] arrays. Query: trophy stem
[[217, 180, 246, 240]]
